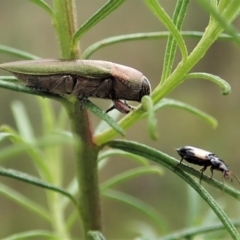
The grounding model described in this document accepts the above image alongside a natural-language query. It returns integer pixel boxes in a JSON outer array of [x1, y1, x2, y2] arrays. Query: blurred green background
[[0, 1, 240, 239]]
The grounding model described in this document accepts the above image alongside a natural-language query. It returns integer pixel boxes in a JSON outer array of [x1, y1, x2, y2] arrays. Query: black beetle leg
[[79, 96, 88, 110], [177, 158, 184, 166], [209, 166, 214, 180], [199, 166, 207, 184], [105, 105, 115, 113], [174, 158, 184, 172], [221, 171, 227, 190]]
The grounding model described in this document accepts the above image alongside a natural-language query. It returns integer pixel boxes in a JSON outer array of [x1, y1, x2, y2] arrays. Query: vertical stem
[[64, 99, 101, 239], [52, 0, 80, 58], [52, 0, 102, 238], [39, 98, 70, 238], [48, 194, 70, 239]]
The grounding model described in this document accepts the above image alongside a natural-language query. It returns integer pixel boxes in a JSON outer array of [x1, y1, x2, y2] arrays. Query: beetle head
[[139, 77, 151, 101], [211, 158, 240, 185], [176, 146, 191, 158], [210, 158, 229, 172]]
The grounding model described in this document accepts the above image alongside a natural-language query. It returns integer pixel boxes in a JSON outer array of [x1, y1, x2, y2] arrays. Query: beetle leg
[[174, 157, 184, 172], [105, 105, 115, 113], [209, 166, 214, 179], [199, 166, 207, 184], [175, 158, 184, 168], [221, 171, 227, 189], [26, 75, 74, 95], [106, 100, 134, 114], [79, 96, 88, 110]]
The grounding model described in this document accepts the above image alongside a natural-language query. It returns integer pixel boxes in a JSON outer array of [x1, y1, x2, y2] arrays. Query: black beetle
[[0, 59, 151, 114], [176, 146, 240, 185]]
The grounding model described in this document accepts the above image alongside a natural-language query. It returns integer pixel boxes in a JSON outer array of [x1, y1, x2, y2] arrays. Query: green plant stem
[[52, 0, 80, 58], [82, 31, 239, 59], [161, 0, 189, 83], [64, 99, 101, 240], [152, 22, 229, 103], [52, 1, 102, 238], [48, 195, 70, 239], [160, 221, 240, 240]]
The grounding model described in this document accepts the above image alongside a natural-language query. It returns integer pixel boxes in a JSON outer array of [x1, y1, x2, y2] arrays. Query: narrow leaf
[[94, 103, 121, 134], [153, 98, 218, 128], [82, 31, 239, 59], [184, 72, 231, 95], [0, 125, 53, 180], [66, 210, 79, 231], [72, 0, 126, 48], [161, 0, 190, 82], [37, 98, 56, 135], [61, 178, 78, 210], [0, 76, 18, 82], [0, 182, 50, 221], [0, 133, 75, 163], [29, 0, 54, 17], [103, 189, 168, 234], [85, 100, 125, 136], [0, 167, 77, 206], [100, 166, 163, 192], [98, 149, 149, 166], [195, 0, 240, 47], [0, 132, 12, 142], [0, 79, 64, 102], [0, 45, 40, 60], [2, 230, 57, 240], [186, 185, 200, 226], [144, 0, 188, 61], [141, 96, 158, 140], [160, 221, 240, 240], [11, 100, 35, 143]]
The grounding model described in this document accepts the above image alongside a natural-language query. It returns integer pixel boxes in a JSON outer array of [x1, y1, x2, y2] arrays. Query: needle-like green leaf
[[2, 230, 58, 240], [85, 100, 125, 136], [0, 167, 77, 206], [28, 0, 54, 17], [72, 0, 126, 49]]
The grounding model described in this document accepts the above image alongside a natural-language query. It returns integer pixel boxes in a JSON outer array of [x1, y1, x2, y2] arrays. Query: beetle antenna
[[230, 171, 240, 185]]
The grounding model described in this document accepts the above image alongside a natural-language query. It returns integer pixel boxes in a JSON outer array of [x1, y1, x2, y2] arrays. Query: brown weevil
[[0, 59, 151, 113], [176, 146, 240, 185]]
